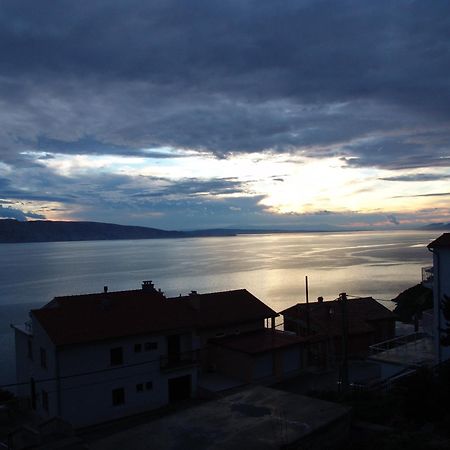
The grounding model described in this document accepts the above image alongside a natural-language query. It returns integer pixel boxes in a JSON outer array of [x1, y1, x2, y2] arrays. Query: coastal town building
[[172, 290, 306, 384], [427, 233, 450, 364], [12, 282, 306, 427], [280, 295, 396, 367], [366, 233, 450, 379]]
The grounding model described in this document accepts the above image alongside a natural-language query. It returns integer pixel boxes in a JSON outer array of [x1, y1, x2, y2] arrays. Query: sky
[[1, 0, 450, 230]]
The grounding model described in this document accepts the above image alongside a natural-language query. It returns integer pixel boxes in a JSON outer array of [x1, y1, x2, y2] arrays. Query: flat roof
[[90, 386, 350, 450], [210, 329, 306, 354]]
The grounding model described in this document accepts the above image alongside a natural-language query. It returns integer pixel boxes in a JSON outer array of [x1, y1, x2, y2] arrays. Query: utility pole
[[339, 292, 349, 392], [305, 276, 311, 336]]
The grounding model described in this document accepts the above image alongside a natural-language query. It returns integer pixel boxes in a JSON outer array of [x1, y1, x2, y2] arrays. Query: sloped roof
[[280, 297, 395, 337], [32, 288, 277, 346], [428, 233, 450, 249], [210, 329, 306, 354], [32, 289, 195, 346], [169, 289, 277, 329]]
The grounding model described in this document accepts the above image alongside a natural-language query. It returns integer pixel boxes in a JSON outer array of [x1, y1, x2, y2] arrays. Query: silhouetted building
[[12, 282, 305, 427], [428, 233, 450, 364], [280, 296, 396, 365]]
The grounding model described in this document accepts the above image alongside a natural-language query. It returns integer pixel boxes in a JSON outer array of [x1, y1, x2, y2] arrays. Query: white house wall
[[15, 324, 198, 427], [434, 247, 450, 363], [15, 317, 60, 420]]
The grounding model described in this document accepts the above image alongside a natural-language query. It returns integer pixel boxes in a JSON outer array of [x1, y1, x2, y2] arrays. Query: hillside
[[0, 219, 188, 243], [422, 222, 450, 230]]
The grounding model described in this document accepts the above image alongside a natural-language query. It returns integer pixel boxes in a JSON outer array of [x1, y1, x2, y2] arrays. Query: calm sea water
[[0, 230, 440, 386]]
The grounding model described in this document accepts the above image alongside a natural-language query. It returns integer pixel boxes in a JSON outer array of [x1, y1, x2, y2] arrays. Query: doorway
[[168, 375, 191, 402]]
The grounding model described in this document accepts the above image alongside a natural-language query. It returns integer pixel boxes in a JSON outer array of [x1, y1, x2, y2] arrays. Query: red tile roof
[[32, 288, 277, 346], [32, 289, 195, 346], [428, 233, 450, 249], [169, 289, 277, 329], [280, 297, 395, 337], [210, 329, 306, 354]]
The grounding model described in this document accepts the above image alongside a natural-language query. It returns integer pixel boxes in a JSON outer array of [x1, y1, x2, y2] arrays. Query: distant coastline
[[0, 218, 448, 244]]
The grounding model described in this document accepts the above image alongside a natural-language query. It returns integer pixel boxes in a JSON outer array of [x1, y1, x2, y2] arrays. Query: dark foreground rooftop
[[90, 386, 350, 450]]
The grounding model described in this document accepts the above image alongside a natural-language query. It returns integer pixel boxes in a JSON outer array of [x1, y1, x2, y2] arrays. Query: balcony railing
[[369, 332, 428, 356], [422, 266, 434, 285], [160, 350, 199, 370]]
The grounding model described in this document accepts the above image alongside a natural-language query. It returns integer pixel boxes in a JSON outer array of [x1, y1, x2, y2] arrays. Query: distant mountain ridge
[[421, 222, 450, 230], [0, 219, 190, 243], [2, 218, 441, 244], [0, 220, 331, 243]]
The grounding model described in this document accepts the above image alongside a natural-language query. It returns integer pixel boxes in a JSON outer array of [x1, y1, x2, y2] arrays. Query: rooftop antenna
[[339, 292, 349, 392]]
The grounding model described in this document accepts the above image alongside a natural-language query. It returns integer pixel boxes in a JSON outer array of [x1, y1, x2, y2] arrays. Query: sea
[[0, 229, 441, 387]]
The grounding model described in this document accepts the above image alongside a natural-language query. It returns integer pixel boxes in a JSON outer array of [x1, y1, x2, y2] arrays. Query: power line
[[0, 349, 205, 390]]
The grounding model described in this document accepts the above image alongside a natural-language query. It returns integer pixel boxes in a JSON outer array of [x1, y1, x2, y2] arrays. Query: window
[[112, 388, 125, 406], [110, 347, 123, 365], [40, 348, 47, 369], [134, 343, 142, 353], [27, 340, 33, 360], [136, 383, 144, 392], [144, 342, 158, 351], [42, 390, 49, 412], [145, 381, 153, 390]]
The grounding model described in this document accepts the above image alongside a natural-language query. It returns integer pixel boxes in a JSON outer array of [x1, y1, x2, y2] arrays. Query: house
[[12, 282, 305, 427], [171, 290, 307, 383], [280, 295, 396, 365], [364, 236, 448, 380], [427, 233, 450, 364], [12, 281, 199, 427], [207, 329, 306, 383]]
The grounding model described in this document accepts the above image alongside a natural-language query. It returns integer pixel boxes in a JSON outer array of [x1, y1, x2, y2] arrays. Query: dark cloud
[[380, 173, 450, 182], [386, 214, 400, 225], [393, 192, 450, 199], [1, 1, 450, 228], [131, 177, 245, 198], [0, 0, 448, 167]]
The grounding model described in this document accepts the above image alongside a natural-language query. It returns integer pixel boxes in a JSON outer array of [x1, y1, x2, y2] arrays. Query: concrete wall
[[15, 323, 198, 427], [208, 344, 304, 383], [208, 345, 253, 382], [378, 361, 408, 380], [14, 318, 59, 420]]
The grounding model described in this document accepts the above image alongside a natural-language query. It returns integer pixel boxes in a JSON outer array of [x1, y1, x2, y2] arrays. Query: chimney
[[142, 280, 154, 291], [317, 296, 324, 303], [104, 286, 108, 294]]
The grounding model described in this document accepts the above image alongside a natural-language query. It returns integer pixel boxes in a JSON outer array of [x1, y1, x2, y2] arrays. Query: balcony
[[160, 350, 199, 371], [422, 266, 434, 288], [369, 332, 435, 368]]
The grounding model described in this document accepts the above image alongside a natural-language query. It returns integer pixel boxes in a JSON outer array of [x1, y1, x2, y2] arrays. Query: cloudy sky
[[1, 0, 450, 230]]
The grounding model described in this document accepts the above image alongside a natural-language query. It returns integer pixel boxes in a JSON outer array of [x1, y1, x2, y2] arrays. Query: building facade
[[280, 296, 396, 366], [428, 233, 450, 364], [13, 282, 301, 427]]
